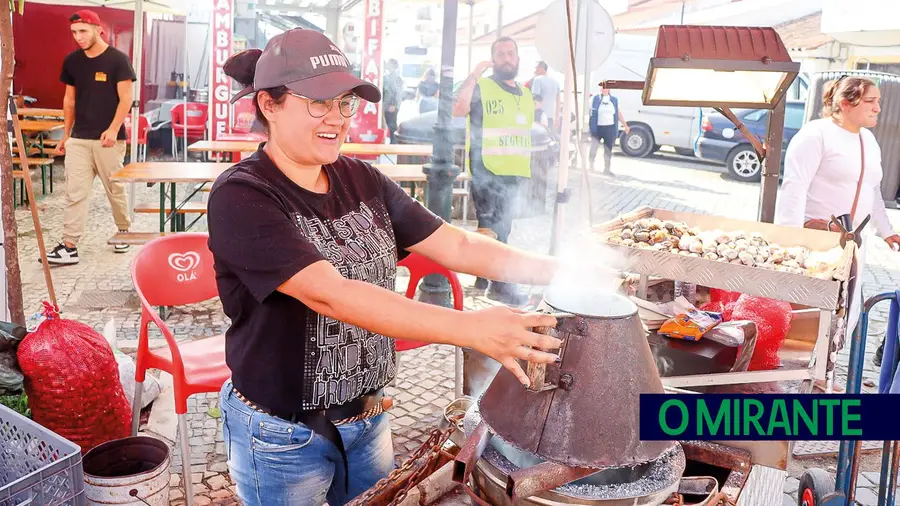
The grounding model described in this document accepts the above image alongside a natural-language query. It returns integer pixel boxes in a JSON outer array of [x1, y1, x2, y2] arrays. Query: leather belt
[[231, 386, 390, 426], [231, 386, 393, 496]]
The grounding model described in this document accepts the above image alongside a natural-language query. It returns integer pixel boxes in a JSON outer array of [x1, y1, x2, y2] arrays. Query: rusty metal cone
[[478, 289, 676, 469]]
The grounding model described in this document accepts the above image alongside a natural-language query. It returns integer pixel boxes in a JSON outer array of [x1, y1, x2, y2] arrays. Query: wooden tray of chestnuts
[[591, 206, 855, 311]]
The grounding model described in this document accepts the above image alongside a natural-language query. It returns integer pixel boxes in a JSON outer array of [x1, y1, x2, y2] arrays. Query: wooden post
[[9, 99, 57, 308]]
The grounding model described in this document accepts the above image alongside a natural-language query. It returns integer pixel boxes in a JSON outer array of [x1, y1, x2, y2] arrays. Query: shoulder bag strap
[[851, 133, 865, 222]]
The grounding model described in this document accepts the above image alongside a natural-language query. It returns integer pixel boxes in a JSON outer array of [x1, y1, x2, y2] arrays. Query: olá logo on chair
[[168, 251, 201, 282]]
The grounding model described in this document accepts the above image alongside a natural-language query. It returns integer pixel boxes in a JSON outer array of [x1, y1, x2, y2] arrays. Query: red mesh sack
[[17, 302, 131, 453], [700, 301, 725, 314], [731, 295, 793, 370], [709, 288, 742, 306]]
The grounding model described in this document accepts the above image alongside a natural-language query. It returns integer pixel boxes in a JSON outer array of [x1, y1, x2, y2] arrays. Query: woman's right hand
[[462, 306, 562, 388]]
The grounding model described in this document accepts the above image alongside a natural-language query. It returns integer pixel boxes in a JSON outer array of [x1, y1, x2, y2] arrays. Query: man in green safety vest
[[453, 36, 534, 306]]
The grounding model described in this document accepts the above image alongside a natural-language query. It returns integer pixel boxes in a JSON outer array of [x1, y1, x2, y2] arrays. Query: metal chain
[[348, 419, 459, 506]]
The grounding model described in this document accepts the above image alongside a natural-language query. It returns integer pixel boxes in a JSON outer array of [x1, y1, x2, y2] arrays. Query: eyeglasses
[[288, 92, 360, 118]]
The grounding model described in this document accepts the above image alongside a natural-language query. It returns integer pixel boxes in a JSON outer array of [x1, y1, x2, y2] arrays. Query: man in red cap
[[44, 9, 136, 265]]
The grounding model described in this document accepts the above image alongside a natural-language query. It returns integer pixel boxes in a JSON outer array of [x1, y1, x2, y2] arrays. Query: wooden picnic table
[[19, 108, 64, 118], [110, 161, 469, 233], [19, 119, 64, 133], [187, 139, 435, 158]]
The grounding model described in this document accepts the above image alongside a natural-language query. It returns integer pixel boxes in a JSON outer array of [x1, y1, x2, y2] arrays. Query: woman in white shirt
[[775, 75, 900, 391], [589, 87, 629, 174]]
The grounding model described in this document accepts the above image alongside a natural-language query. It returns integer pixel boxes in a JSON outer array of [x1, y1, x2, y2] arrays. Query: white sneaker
[[45, 243, 79, 265]]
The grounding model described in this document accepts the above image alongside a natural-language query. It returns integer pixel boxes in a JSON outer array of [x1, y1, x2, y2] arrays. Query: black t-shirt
[[207, 148, 444, 413], [60, 46, 136, 140], [469, 76, 524, 173]]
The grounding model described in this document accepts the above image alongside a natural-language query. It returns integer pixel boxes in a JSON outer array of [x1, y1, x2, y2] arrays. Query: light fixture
[[641, 25, 800, 109]]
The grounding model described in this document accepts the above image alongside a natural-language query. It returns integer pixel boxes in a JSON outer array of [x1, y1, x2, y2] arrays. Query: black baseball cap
[[227, 29, 381, 104]]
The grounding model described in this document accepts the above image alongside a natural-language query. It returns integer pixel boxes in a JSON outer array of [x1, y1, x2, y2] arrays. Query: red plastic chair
[[395, 253, 464, 351], [170, 102, 208, 159], [124, 114, 150, 161], [130, 232, 229, 506]]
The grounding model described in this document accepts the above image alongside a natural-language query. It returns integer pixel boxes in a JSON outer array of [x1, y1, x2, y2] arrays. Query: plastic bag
[[17, 303, 132, 453], [731, 295, 793, 370], [0, 321, 27, 395], [102, 319, 161, 410]]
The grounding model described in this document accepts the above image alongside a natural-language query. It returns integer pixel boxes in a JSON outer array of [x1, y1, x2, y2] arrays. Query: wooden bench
[[13, 157, 54, 166], [107, 231, 174, 246], [134, 201, 208, 214], [12, 157, 56, 200]]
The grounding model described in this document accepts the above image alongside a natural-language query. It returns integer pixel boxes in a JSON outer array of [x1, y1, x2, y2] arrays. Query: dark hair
[[822, 75, 877, 118], [223, 49, 288, 131], [491, 36, 518, 57], [537, 61, 548, 71]]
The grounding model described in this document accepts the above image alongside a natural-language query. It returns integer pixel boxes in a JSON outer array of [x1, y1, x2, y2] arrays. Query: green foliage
[[0, 392, 31, 418]]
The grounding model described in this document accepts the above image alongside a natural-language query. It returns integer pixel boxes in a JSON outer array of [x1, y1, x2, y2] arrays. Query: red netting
[[709, 288, 742, 306], [731, 295, 793, 370], [17, 302, 131, 453]]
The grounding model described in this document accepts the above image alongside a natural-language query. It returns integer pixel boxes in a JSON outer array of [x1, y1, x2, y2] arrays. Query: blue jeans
[[219, 380, 395, 506]]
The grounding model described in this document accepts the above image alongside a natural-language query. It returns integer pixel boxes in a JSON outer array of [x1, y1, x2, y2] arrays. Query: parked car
[[694, 100, 807, 182]]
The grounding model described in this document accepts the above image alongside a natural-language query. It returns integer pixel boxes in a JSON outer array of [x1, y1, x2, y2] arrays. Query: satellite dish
[[534, 0, 616, 75]]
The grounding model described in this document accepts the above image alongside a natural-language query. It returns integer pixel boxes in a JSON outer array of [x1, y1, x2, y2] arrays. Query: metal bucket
[[83, 436, 171, 505]]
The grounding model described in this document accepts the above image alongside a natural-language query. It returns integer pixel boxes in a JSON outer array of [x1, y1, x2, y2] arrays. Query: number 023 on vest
[[476, 78, 534, 178]]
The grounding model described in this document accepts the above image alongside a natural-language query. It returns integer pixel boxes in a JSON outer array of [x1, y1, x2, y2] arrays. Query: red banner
[[355, 0, 383, 142], [209, 0, 234, 140]]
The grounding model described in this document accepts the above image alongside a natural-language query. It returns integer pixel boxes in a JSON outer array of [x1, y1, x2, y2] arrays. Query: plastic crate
[[0, 404, 85, 506]]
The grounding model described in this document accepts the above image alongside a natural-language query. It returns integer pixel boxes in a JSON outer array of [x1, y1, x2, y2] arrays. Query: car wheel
[[620, 126, 654, 158], [726, 146, 762, 182]]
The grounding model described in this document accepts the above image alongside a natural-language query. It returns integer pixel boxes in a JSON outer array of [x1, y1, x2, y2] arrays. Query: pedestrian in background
[[775, 75, 900, 391], [589, 86, 629, 175], [382, 59, 403, 143], [417, 68, 439, 114], [45, 9, 135, 265]]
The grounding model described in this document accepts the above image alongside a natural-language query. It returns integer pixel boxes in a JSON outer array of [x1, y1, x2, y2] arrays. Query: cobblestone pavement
[[11, 149, 900, 505]]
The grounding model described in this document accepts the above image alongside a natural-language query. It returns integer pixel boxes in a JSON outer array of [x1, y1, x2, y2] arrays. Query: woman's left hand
[[885, 234, 900, 251]]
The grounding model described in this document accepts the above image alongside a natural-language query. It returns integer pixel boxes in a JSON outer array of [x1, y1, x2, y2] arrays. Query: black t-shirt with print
[[207, 148, 444, 413], [60, 46, 136, 140]]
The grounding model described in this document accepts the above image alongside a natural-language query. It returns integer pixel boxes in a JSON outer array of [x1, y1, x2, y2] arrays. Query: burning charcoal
[[703, 252, 719, 261], [634, 231, 651, 243], [738, 251, 755, 266], [621, 229, 634, 240], [723, 248, 739, 260]]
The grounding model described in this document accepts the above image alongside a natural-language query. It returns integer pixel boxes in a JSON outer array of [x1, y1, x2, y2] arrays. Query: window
[[785, 104, 806, 130], [742, 109, 768, 123]]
